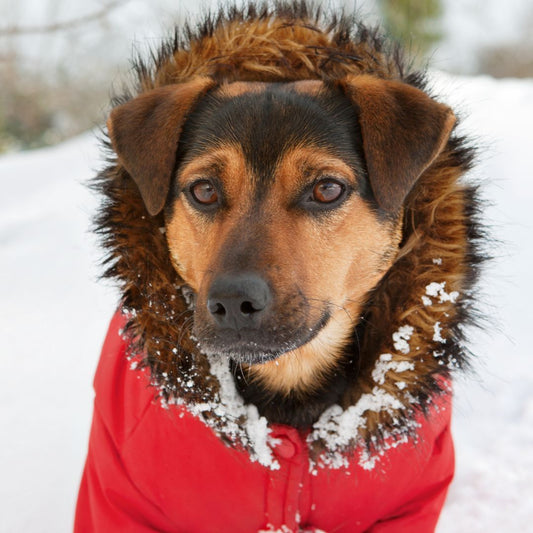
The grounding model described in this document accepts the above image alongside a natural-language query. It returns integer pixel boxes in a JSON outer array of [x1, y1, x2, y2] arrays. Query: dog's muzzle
[[195, 272, 329, 364], [199, 272, 287, 363]]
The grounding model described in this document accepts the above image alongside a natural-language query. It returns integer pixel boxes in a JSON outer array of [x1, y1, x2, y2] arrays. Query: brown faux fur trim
[[94, 1, 484, 456]]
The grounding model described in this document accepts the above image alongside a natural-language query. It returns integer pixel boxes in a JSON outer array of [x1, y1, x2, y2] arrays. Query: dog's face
[[108, 76, 454, 393], [165, 81, 400, 368]]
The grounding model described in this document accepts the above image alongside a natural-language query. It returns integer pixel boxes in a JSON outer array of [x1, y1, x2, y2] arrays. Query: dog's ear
[[340, 75, 456, 212], [107, 77, 215, 216]]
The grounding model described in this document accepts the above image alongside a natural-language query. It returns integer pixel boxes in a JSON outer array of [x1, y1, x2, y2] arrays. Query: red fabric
[[75, 312, 454, 532]]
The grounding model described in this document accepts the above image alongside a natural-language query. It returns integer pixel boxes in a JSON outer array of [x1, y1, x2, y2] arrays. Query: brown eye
[[312, 180, 344, 203], [190, 180, 218, 205]]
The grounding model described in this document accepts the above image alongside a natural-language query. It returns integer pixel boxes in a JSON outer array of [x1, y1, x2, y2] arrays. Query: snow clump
[[167, 352, 281, 470], [309, 387, 406, 469], [423, 281, 459, 306], [433, 322, 446, 343], [372, 353, 415, 385], [392, 325, 414, 354]]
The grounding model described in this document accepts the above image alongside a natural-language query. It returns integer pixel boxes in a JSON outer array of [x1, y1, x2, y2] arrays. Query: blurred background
[[1, 0, 532, 153], [1, 1, 533, 532]]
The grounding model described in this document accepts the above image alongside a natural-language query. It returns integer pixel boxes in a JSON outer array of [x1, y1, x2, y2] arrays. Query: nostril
[[240, 300, 259, 315], [213, 303, 226, 316], [208, 300, 227, 316]]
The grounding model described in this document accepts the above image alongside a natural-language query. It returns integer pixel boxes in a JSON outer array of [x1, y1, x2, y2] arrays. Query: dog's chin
[[197, 337, 307, 365], [196, 312, 331, 365], [214, 346, 289, 365]]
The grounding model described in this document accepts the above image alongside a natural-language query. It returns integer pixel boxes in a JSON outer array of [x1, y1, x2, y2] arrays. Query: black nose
[[207, 273, 271, 330]]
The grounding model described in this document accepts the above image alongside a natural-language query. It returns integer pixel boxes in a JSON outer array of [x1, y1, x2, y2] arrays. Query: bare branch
[[0, 0, 127, 36]]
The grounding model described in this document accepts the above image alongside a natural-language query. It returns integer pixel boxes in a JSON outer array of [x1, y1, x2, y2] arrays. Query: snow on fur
[[166, 352, 281, 470], [423, 281, 460, 306], [392, 325, 415, 354], [308, 325, 420, 470], [156, 321, 423, 472]]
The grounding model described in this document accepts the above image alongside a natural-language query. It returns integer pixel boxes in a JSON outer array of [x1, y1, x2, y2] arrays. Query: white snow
[[173, 352, 281, 470], [433, 321, 446, 343], [425, 281, 460, 304], [431, 72, 533, 532], [392, 325, 415, 354], [371, 353, 415, 385], [309, 386, 406, 471], [0, 134, 118, 532], [310, 344, 416, 471], [422, 295, 434, 306], [1, 73, 533, 531]]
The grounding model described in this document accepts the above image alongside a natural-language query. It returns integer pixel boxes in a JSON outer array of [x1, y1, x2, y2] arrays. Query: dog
[[75, 2, 482, 531]]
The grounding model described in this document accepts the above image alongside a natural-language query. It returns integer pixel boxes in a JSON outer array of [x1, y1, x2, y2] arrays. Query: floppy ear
[[107, 77, 215, 216], [340, 75, 456, 212]]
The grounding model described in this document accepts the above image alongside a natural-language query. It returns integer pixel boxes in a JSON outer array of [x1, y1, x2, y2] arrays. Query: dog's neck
[[244, 311, 356, 394], [231, 332, 361, 429], [232, 356, 355, 429]]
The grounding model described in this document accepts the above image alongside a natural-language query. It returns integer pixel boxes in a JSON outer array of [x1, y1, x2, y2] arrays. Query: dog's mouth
[[194, 310, 331, 365]]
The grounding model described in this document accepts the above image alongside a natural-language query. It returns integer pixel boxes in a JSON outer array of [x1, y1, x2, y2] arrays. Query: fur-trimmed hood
[[94, 1, 483, 465]]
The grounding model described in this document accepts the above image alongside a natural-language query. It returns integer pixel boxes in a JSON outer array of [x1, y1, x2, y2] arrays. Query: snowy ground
[[1, 73, 532, 531]]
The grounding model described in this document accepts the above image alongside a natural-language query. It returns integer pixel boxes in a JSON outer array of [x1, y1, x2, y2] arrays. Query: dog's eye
[[190, 180, 218, 205], [312, 179, 344, 204]]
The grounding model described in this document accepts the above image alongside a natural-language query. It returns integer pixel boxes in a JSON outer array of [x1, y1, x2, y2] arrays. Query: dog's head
[[108, 76, 454, 393]]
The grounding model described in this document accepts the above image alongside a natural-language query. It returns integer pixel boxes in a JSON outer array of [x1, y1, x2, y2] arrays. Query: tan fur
[[166, 145, 252, 291], [246, 313, 354, 395], [217, 81, 267, 97], [166, 137, 401, 395], [217, 79, 324, 98]]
